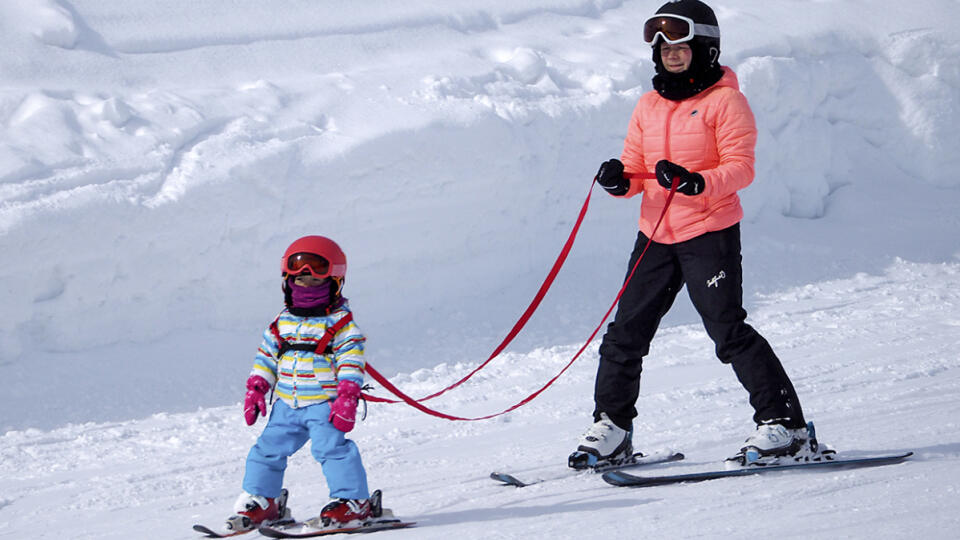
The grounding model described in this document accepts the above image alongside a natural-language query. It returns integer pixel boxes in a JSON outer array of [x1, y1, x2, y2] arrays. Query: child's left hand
[[329, 380, 361, 432]]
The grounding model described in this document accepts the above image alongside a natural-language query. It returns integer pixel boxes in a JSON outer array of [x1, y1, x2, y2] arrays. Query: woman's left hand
[[655, 159, 705, 196]]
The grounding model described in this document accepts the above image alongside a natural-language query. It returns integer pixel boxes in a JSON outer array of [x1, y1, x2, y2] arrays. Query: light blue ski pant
[[242, 400, 369, 500]]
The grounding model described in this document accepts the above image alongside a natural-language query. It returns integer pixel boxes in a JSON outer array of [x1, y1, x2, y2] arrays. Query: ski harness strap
[[269, 312, 354, 358], [268, 311, 370, 419]]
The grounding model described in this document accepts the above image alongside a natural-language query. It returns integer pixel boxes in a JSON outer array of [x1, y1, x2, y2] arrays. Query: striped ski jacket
[[250, 301, 365, 409]]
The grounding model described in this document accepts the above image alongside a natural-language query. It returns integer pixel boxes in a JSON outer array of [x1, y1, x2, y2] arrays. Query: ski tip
[[192, 523, 246, 538], [257, 527, 283, 539], [600, 470, 637, 487], [490, 472, 527, 487], [887, 451, 913, 462]]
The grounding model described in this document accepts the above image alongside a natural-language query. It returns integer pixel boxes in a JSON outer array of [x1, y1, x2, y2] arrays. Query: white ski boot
[[726, 421, 835, 468], [568, 413, 633, 470]]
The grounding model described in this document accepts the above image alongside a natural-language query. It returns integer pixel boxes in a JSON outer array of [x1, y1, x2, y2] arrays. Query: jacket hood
[[715, 66, 739, 91]]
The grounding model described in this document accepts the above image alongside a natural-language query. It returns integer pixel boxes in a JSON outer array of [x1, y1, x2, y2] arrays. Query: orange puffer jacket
[[619, 66, 757, 244]]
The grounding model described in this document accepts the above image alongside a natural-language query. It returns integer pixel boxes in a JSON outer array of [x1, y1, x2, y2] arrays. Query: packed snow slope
[[1, 0, 959, 438], [2, 260, 959, 539]]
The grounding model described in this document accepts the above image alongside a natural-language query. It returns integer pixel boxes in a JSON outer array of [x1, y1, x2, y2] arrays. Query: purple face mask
[[287, 277, 332, 309]]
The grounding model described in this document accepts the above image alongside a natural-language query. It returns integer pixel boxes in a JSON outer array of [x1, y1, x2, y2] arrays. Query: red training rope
[[362, 172, 678, 421], [363, 177, 598, 404]]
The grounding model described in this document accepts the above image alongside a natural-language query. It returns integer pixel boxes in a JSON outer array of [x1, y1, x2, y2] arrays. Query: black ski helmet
[[649, 0, 721, 75]]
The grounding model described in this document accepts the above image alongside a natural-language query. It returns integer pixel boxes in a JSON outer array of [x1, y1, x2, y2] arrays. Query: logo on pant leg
[[707, 270, 726, 288]]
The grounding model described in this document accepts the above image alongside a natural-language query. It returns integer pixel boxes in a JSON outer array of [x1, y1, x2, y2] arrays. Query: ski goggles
[[283, 252, 331, 278], [643, 14, 720, 46]]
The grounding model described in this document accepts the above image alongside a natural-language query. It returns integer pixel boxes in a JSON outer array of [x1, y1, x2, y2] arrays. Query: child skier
[[225, 235, 372, 533]]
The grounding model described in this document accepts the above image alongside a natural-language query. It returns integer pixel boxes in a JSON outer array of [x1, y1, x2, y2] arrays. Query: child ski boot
[[225, 488, 292, 533], [318, 492, 374, 528]]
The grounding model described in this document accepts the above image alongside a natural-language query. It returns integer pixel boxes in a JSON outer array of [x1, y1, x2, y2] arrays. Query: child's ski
[[490, 449, 684, 487], [257, 489, 413, 538], [258, 518, 415, 538], [602, 451, 913, 488], [192, 523, 257, 538], [194, 515, 297, 538]]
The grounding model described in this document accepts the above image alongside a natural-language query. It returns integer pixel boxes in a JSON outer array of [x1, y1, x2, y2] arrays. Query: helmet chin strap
[[330, 276, 344, 297]]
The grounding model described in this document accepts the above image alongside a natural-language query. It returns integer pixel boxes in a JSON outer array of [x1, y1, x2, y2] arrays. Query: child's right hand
[[243, 375, 271, 426]]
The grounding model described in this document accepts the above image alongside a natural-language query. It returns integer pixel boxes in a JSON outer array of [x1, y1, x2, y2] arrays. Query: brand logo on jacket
[[707, 270, 726, 288]]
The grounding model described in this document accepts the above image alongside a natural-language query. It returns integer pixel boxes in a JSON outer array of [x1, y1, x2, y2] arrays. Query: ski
[[194, 516, 297, 538], [602, 451, 913, 488], [490, 449, 685, 487], [258, 518, 415, 538], [192, 523, 257, 538]]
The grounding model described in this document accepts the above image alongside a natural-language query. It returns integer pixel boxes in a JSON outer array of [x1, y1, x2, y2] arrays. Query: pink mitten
[[244, 375, 271, 426], [329, 380, 361, 432]]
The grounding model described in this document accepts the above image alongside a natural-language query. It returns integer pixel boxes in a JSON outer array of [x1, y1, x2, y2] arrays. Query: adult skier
[[571, 0, 816, 469]]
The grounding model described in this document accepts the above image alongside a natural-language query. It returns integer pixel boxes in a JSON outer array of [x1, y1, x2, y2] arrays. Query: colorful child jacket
[[250, 301, 365, 409], [619, 66, 757, 244]]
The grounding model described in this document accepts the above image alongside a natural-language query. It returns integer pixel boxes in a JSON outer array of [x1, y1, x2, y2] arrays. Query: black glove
[[596, 159, 628, 196], [655, 159, 705, 196]]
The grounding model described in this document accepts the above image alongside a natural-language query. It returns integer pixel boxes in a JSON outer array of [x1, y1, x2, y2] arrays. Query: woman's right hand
[[596, 158, 628, 195]]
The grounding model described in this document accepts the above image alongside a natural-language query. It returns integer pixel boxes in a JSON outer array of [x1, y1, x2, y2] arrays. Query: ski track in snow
[[2, 259, 959, 539]]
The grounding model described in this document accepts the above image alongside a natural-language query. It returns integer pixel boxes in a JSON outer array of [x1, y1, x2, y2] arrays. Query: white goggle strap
[[693, 23, 720, 40]]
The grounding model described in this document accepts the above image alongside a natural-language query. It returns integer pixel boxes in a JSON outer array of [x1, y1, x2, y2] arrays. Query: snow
[[1, 0, 958, 538]]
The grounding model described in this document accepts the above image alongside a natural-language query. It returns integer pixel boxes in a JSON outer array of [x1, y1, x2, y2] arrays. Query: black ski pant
[[593, 224, 805, 432]]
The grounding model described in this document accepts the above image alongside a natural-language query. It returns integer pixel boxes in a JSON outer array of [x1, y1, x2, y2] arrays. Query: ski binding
[[257, 489, 414, 538]]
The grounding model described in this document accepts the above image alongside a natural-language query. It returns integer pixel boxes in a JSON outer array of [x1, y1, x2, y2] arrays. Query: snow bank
[[1, 1, 958, 433]]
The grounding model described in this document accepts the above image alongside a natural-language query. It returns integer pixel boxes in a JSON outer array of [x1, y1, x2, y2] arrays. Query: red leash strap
[[362, 178, 599, 404], [362, 173, 679, 421]]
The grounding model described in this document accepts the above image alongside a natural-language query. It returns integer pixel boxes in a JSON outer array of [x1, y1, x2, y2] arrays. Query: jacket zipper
[[664, 101, 678, 162], [661, 101, 680, 233], [292, 320, 303, 407]]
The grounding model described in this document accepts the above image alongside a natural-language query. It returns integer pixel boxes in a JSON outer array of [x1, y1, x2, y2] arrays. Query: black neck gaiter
[[652, 64, 724, 101]]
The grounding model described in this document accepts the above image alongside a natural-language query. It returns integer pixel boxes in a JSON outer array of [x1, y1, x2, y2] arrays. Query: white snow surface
[[1, 0, 959, 538]]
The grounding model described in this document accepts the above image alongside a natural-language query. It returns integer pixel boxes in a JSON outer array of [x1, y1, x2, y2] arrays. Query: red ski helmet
[[281, 235, 347, 279]]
